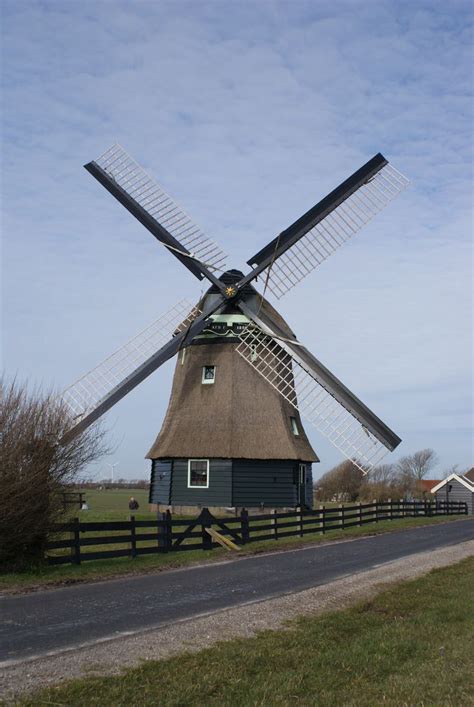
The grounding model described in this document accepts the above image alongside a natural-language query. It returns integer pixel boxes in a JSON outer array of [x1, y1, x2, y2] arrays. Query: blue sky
[[1, 0, 472, 480]]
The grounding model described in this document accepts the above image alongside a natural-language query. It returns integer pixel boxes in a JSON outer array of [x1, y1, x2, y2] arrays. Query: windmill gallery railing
[[45, 500, 468, 566]]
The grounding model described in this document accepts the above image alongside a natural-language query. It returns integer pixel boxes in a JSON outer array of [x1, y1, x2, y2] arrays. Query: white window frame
[[187, 459, 210, 489], [290, 416, 300, 436], [202, 365, 216, 384]]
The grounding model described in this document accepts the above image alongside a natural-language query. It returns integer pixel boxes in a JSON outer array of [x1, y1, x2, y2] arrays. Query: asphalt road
[[1, 519, 472, 664]]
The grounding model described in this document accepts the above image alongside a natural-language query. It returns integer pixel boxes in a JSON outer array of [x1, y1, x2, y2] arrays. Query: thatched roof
[[146, 295, 318, 462]]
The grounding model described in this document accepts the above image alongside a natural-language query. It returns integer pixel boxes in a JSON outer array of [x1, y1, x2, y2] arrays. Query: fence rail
[[46, 499, 468, 565]]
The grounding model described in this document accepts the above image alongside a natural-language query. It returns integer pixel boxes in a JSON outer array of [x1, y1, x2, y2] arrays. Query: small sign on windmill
[[60, 146, 408, 510]]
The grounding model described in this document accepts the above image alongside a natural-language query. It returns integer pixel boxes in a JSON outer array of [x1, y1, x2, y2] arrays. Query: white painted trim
[[430, 473, 474, 494], [187, 459, 210, 489], [202, 365, 216, 384], [299, 463, 306, 485]]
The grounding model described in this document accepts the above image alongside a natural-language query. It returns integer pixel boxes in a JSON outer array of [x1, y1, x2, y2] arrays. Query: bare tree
[[1, 377, 109, 568], [443, 464, 459, 476], [314, 460, 364, 502], [396, 448, 439, 481], [368, 463, 396, 484], [358, 463, 405, 501]]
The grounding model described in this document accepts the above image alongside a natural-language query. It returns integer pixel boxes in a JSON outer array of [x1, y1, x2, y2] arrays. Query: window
[[202, 365, 216, 384], [290, 417, 299, 436], [188, 459, 209, 488]]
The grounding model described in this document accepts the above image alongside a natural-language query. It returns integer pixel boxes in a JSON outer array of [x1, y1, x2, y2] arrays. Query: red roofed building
[[418, 479, 440, 494], [464, 468, 474, 483]]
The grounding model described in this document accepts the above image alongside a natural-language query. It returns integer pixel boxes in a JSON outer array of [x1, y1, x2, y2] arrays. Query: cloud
[[2, 0, 472, 480]]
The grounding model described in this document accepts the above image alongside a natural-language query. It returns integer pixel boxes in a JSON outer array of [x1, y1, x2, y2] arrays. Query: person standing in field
[[128, 497, 139, 511]]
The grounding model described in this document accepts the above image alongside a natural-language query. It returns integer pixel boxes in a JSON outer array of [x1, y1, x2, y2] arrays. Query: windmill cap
[[205, 269, 255, 297]]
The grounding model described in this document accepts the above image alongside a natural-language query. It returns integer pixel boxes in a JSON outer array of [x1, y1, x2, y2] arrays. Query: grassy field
[[71, 488, 343, 521], [19, 557, 474, 706], [1, 515, 468, 594], [69, 488, 154, 521]]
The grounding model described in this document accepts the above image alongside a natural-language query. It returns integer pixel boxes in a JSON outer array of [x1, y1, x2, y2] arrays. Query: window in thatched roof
[[290, 417, 300, 436], [202, 366, 216, 384], [188, 459, 209, 488]]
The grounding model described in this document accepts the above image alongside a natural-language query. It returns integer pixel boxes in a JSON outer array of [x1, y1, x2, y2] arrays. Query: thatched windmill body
[[146, 274, 318, 510], [61, 145, 408, 509]]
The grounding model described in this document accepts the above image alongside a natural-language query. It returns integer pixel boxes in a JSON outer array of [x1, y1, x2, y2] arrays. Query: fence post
[[388, 498, 392, 521], [158, 511, 168, 552], [321, 505, 326, 535], [373, 499, 378, 523], [157, 512, 164, 551], [340, 504, 345, 530], [240, 508, 250, 545], [358, 502, 362, 527], [72, 517, 81, 565], [130, 515, 137, 558], [165, 509, 172, 550], [299, 507, 304, 537], [201, 508, 213, 551], [272, 509, 278, 540]]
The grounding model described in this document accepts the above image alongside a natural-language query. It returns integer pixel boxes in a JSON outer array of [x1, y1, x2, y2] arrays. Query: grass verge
[[19, 556, 474, 706], [0, 515, 469, 595]]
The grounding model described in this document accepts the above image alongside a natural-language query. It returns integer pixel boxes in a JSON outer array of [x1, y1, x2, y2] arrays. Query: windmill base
[[150, 503, 305, 516], [149, 458, 315, 510]]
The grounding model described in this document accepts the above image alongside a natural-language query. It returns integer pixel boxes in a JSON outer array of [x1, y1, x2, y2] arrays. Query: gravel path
[[1, 539, 472, 701]]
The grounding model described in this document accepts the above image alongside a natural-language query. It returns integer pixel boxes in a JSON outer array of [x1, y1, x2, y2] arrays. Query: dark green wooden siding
[[304, 464, 314, 508], [149, 459, 172, 504], [150, 459, 315, 508], [232, 460, 298, 507], [170, 459, 232, 506]]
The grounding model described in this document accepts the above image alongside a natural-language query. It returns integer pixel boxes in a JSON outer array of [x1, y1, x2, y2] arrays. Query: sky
[[1, 0, 473, 482]]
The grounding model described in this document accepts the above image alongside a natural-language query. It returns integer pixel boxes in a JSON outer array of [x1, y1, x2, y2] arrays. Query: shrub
[[0, 377, 108, 569]]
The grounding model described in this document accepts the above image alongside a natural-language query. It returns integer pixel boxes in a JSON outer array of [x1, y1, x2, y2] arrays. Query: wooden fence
[[60, 491, 85, 510], [46, 499, 468, 565]]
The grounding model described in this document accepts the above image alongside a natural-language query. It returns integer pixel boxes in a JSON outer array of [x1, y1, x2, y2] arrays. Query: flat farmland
[[72, 488, 154, 521]]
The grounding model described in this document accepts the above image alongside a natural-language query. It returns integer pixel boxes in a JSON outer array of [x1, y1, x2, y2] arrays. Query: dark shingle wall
[[149, 459, 172, 505], [170, 459, 232, 506], [232, 460, 298, 507]]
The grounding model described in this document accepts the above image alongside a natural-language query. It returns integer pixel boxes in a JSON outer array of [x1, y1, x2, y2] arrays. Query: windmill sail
[[61, 299, 201, 430], [246, 154, 409, 299], [85, 144, 227, 281], [236, 322, 400, 474]]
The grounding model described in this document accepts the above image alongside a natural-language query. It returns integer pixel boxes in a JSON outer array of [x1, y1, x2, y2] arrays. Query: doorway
[[298, 463, 307, 507]]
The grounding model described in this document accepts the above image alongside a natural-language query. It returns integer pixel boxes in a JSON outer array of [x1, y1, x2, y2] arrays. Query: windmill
[[61, 145, 408, 509]]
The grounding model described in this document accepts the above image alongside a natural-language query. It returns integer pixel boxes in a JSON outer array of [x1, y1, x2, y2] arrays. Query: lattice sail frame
[[236, 325, 389, 473], [95, 144, 227, 272], [263, 163, 409, 299], [61, 299, 201, 422]]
